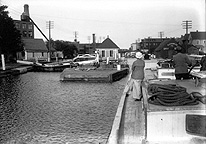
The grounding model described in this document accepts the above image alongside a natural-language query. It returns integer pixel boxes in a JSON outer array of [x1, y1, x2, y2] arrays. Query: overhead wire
[[2, 1, 204, 43]]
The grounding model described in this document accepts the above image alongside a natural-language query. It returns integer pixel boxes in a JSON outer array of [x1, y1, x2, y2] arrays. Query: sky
[[1, 0, 206, 49]]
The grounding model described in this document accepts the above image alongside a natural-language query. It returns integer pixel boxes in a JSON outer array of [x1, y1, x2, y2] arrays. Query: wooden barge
[[60, 68, 129, 82], [107, 59, 206, 144], [33, 64, 73, 72], [141, 77, 206, 144]]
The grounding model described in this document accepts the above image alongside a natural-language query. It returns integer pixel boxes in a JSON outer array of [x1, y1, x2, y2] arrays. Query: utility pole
[[182, 20, 192, 34], [46, 21, 54, 62], [136, 40, 138, 51], [0, 36, 5, 70], [158, 31, 164, 41], [182, 20, 192, 53]]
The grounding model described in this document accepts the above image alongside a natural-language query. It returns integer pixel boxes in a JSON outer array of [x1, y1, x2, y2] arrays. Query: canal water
[[0, 72, 128, 144]]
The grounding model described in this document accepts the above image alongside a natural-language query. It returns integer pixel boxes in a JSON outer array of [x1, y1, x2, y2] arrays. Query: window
[[28, 24, 33, 30], [33, 52, 35, 57], [15, 23, 20, 29], [102, 50, 105, 57], [197, 40, 199, 44], [28, 31, 33, 37], [110, 50, 113, 57], [42, 52, 44, 57], [23, 31, 27, 37], [22, 23, 26, 29]]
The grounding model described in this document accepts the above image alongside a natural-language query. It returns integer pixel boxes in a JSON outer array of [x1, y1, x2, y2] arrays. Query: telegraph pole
[[182, 20, 192, 34], [182, 20, 192, 53], [46, 21, 54, 62], [158, 31, 164, 41]]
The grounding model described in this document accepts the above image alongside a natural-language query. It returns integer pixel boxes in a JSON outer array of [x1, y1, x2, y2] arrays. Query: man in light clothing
[[125, 52, 145, 101]]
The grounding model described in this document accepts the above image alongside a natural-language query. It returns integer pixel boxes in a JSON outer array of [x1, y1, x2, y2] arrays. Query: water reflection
[[0, 72, 127, 144]]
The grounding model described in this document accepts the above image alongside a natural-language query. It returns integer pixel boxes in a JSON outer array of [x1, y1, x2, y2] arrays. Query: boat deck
[[118, 95, 145, 144], [107, 59, 206, 144]]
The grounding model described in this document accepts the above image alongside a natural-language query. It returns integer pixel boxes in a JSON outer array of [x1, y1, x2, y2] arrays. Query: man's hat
[[135, 52, 143, 59]]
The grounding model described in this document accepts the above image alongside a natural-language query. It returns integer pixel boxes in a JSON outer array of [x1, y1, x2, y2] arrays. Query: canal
[[0, 72, 128, 144]]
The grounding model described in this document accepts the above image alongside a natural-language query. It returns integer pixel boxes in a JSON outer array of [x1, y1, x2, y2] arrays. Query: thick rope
[[147, 84, 200, 106]]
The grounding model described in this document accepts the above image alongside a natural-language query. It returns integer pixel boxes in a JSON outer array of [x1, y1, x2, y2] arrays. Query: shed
[[96, 37, 120, 60], [17, 38, 57, 61]]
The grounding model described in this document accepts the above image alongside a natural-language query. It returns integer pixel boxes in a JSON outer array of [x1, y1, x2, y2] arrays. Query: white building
[[189, 31, 206, 53], [96, 37, 120, 60]]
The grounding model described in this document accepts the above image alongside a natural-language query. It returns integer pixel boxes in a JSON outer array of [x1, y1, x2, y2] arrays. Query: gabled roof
[[190, 31, 206, 40], [155, 38, 177, 52], [23, 39, 56, 52], [97, 38, 119, 49]]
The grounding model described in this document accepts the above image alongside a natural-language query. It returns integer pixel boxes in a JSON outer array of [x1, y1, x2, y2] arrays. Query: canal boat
[[33, 61, 75, 72], [141, 72, 206, 144], [107, 59, 206, 144]]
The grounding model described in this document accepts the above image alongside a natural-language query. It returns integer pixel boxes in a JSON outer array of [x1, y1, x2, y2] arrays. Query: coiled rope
[[147, 84, 201, 106]]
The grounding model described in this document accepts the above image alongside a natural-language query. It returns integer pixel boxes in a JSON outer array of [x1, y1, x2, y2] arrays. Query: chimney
[[92, 34, 96, 50], [21, 4, 30, 21]]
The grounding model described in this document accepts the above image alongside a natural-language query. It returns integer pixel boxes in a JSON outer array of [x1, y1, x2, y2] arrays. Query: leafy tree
[[0, 5, 23, 62], [62, 43, 78, 59], [46, 40, 78, 59]]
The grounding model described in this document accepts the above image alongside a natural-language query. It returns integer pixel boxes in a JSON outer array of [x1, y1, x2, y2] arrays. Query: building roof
[[155, 38, 177, 52], [142, 37, 170, 42], [190, 31, 206, 40], [97, 38, 119, 49], [23, 38, 56, 52]]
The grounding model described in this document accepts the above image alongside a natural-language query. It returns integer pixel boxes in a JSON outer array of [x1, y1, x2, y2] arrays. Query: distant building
[[13, 4, 60, 61], [140, 37, 170, 54], [189, 31, 206, 53], [130, 41, 141, 51], [77, 34, 101, 54], [17, 39, 57, 61], [96, 37, 120, 60], [13, 4, 34, 39]]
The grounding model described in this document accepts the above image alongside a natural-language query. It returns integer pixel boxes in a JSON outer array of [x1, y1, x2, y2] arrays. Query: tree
[[46, 40, 78, 59], [62, 43, 78, 59], [0, 5, 23, 62]]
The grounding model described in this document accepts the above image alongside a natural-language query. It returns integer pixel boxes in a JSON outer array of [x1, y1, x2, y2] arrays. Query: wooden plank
[[119, 94, 145, 144]]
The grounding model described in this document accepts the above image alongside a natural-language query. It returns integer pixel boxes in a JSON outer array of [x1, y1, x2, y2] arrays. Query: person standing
[[130, 52, 145, 101], [173, 47, 192, 80]]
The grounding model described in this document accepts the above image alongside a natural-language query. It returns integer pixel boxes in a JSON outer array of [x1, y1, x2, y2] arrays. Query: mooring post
[[1, 54, 6, 70]]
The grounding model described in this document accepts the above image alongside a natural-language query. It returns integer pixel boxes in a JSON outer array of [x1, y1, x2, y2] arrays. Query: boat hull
[[33, 65, 73, 72]]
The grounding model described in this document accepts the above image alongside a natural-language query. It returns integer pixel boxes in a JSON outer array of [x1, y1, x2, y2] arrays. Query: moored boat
[[107, 59, 206, 144], [141, 73, 206, 144], [33, 64, 73, 72]]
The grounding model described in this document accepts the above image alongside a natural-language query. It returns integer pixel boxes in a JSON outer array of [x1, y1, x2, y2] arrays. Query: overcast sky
[[2, 0, 206, 49]]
